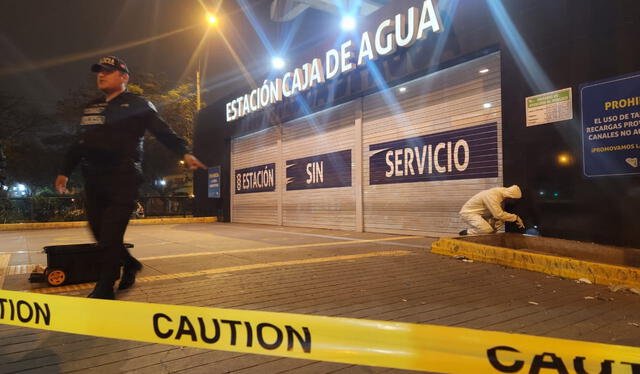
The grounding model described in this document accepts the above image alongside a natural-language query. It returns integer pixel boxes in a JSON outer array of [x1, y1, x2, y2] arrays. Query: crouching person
[[459, 185, 525, 235]]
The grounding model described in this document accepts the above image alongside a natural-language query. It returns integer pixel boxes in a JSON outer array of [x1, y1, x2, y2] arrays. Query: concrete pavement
[[0, 222, 639, 373]]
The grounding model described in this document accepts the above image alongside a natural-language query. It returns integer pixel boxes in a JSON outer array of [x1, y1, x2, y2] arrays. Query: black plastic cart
[[29, 243, 133, 286]]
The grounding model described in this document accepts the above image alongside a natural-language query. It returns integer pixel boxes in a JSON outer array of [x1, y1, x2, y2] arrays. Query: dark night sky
[[0, 0, 333, 113]]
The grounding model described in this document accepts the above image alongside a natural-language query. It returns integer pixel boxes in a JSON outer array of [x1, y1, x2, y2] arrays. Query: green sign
[[525, 88, 573, 127]]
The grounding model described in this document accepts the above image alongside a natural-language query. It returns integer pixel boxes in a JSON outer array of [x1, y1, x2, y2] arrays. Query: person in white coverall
[[459, 185, 525, 235]]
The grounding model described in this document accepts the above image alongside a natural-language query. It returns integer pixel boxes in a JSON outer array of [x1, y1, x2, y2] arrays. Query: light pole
[[197, 14, 219, 111], [196, 62, 201, 111]]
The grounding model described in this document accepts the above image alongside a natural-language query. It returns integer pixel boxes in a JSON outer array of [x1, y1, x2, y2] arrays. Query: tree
[[0, 94, 58, 191], [0, 94, 50, 141], [55, 80, 97, 124], [128, 73, 197, 144], [128, 74, 199, 195]]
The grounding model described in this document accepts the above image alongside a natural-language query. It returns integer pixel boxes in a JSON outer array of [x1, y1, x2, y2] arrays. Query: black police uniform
[[61, 90, 190, 290]]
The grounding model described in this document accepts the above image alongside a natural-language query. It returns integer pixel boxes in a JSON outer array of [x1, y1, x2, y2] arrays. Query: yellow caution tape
[[0, 289, 638, 373]]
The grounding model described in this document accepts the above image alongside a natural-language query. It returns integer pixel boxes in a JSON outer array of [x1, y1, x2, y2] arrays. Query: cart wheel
[[45, 268, 67, 286]]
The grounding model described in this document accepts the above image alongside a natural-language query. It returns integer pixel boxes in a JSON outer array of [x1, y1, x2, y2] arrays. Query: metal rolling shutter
[[362, 52, 503, 237], [231, 127, 280, 225], [281, 102, 357, 230]]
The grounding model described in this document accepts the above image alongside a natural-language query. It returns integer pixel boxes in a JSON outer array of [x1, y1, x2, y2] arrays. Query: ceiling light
[[272, 57, 286, 70], [341, 16, 357, 31]]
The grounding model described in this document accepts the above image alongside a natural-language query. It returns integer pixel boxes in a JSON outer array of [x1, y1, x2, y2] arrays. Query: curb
[[431, 237, 640, 289], [0, 217, 217, 231]]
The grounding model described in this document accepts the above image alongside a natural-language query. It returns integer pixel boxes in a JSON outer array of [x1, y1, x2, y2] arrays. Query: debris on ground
[[609, 285, 627, 292], [628, 322, 640, 328], [576, 278, 593, 284], [584, 296, 613, 301], [609, 285, 640, 295], [453, 256, 474, 263], [528, 301, 539, 305]]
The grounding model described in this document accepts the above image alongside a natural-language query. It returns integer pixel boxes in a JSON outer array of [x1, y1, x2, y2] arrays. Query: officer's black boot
[[118, 257, 142, 290], [458, 229, 468, 236], [88, 281, 115, 300]]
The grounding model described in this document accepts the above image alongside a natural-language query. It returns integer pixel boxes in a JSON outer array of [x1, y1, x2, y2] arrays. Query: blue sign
[[207, 166, 221, 198], [581, 72, 640, 177], [235, 163, 276, 194], [286, 150, 352, 191], [369, 122, 498, 185]]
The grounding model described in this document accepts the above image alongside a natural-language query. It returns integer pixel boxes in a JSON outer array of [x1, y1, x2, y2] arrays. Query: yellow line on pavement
[[6, 236, 423, 276], [0, 217, 216, 231], [141, 235, 422, 261], [28, 250, 412, 294], [0, 254, 10, 289]]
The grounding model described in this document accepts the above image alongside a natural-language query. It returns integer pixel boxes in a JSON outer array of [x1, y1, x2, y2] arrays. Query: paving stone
[[1, 223, 638, 373]]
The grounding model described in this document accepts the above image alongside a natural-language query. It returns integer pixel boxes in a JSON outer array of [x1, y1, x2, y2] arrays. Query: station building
[[193, 0, 640, 248]]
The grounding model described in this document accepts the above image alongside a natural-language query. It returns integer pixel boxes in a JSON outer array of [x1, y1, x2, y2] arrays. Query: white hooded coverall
[[459, 185, 522, 234]]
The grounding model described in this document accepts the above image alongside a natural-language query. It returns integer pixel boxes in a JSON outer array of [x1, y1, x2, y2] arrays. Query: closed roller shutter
[[281, 102, 356, 230], [362, 52, 503, 236], [231, 127, 280, 225]]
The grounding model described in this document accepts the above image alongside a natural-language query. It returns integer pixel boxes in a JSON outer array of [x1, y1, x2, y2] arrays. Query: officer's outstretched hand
[[55, 175, 69, 194], [183, 154, 207, 170], [515, 216, 525, 229]]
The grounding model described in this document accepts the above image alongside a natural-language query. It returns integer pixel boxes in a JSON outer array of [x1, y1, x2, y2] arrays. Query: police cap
[[91, 56, 130, 74]]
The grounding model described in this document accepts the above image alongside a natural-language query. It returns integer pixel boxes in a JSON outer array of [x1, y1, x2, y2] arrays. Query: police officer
[[55, 56, 206, 299]]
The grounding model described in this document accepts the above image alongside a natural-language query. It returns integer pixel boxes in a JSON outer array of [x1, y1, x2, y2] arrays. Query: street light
[[10, 183, 29, 197], [557, 153, 572, 166], [197, 13, 219, 111], [341, 16, 357, 31], [272, 57, 286, 70]]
